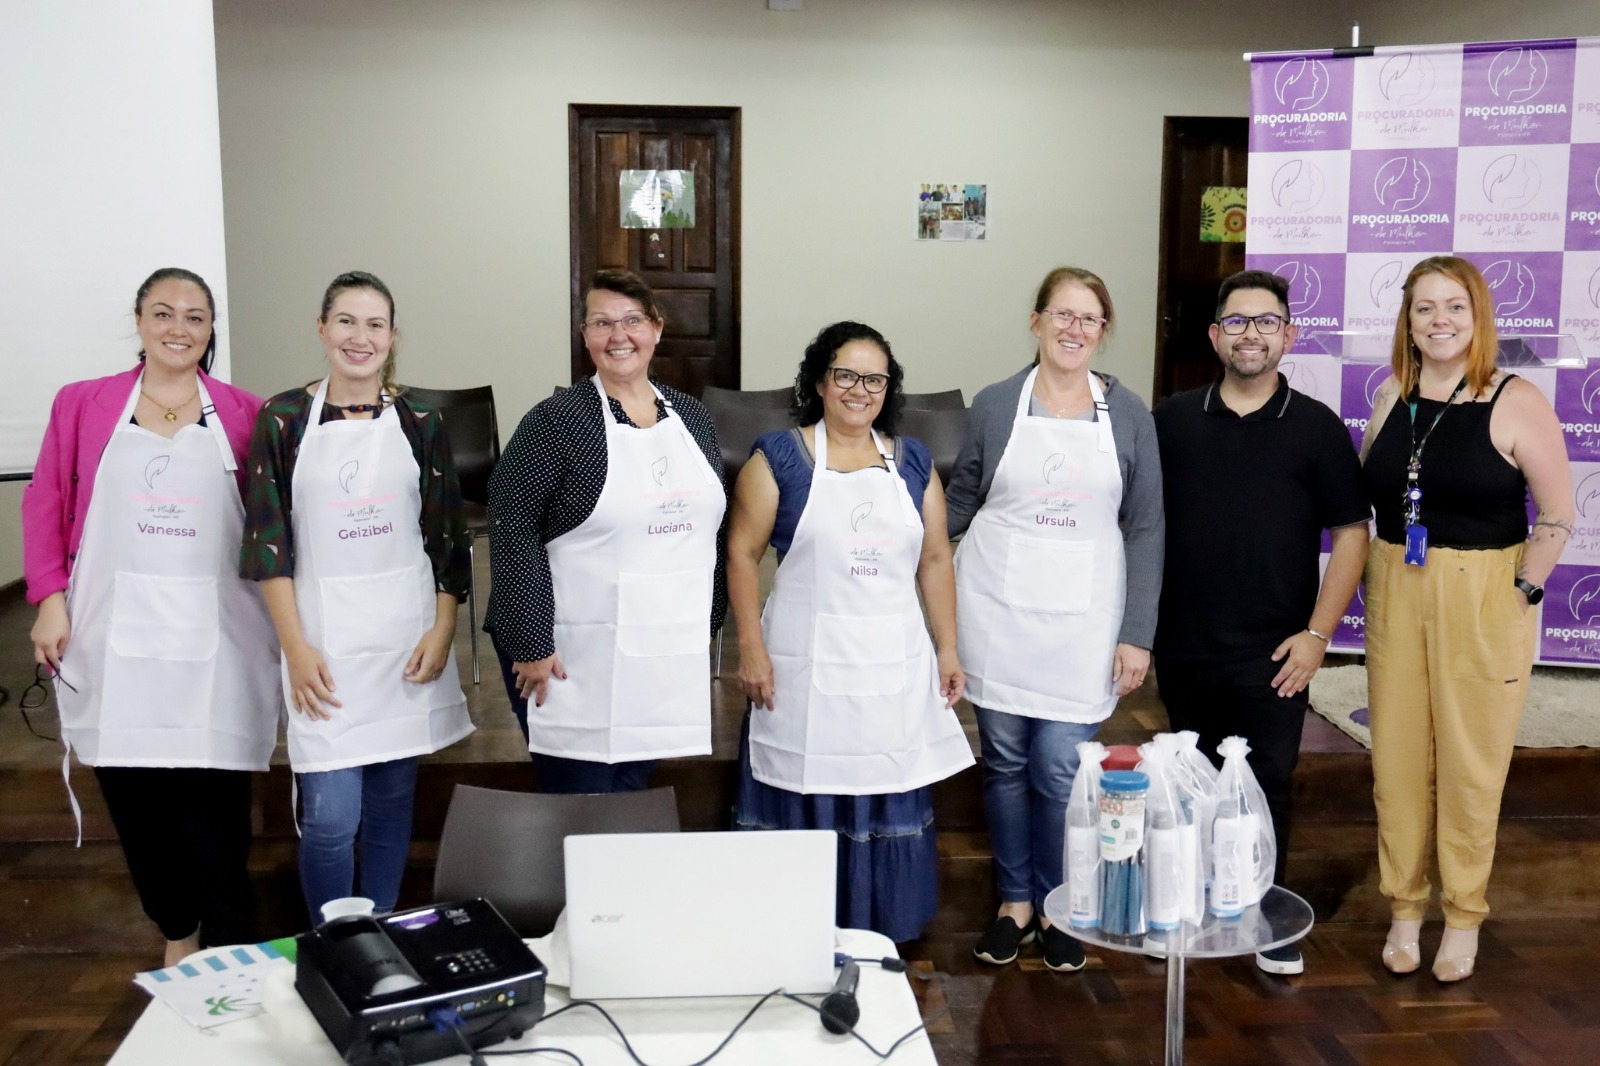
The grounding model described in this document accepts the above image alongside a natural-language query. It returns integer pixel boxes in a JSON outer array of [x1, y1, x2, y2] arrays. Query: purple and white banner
[[1249, 37, 1600, 666]]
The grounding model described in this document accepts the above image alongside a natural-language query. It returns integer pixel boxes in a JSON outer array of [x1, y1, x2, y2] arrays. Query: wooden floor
[[4, 556, 1599, 1064]]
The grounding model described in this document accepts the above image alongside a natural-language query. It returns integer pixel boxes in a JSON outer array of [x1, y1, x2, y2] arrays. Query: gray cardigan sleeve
[[1107, 384, 1164, 649], [943, 366, 1164, 648]]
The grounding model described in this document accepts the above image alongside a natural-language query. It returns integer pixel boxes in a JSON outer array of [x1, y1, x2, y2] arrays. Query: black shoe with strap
[[973, 915, 1036, 965]]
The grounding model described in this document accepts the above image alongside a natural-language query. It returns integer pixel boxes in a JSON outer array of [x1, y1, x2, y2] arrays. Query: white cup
[[320, 896, 376, 923]]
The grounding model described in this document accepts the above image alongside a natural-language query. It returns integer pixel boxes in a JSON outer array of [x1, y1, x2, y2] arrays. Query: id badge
[[1404, 523, 1428, 566]]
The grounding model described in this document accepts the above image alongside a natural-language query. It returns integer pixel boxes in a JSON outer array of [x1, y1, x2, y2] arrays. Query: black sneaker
[[1255, 943, 1305, 975], [1039, 923, 1087, 972], [973, 915, 1035, 965]]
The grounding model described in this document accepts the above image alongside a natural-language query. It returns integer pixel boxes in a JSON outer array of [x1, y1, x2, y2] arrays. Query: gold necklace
[[141, 386, 198, 423]]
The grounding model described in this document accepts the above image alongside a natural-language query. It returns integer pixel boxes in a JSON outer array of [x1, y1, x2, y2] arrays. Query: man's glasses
[[1038, 309, 1108, 335], [1217, 313, 1288, 335], [827, 368, 890, 394], [18, 663, 73, 741]]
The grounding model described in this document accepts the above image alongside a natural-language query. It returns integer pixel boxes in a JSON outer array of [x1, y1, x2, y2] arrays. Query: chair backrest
[[403, 385, 500, 507], [897, 406, 969, 487], [901, 388, 965, 411], [432, 784, 681, 937], [702, 393, 796, 487], [702, 384, 793, 410]]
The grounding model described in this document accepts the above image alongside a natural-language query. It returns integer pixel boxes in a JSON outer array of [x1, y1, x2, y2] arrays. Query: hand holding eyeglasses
[[30, 592, 71, 673]]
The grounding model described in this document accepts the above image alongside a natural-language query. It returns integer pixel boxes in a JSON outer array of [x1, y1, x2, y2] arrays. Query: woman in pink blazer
[[23, 268, 282, 965]]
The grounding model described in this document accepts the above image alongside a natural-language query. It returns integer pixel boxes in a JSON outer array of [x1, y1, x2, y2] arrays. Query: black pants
[[94, 766, 257, 947], [1156, 655, 1307, 885]]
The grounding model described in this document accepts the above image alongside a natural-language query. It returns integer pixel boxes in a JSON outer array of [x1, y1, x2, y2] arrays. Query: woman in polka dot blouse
[[485, 269, 728, 793]]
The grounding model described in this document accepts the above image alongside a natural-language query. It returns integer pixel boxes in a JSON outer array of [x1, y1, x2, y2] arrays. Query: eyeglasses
[[582, 314, 655, 335], [827, 368, 890, 394], [1217, 313, 1288, 335], [18, 663, 72, 741], [1038, 309, 1108, 335]]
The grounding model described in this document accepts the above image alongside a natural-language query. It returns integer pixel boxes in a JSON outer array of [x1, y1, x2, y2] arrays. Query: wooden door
[[1153, 117, 1248, 402], [569, 105, 741, 397]]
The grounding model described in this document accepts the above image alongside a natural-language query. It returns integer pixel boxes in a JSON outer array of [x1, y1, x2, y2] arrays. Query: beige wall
[[9, 1, 1600, 588], [211, 0, 1361, 423]]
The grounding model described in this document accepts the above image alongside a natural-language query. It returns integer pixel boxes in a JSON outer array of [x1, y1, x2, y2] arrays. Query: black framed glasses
[[18, 663, 72, 741], [827, 368, 890, 394], [1217, 313, 1287, 335]]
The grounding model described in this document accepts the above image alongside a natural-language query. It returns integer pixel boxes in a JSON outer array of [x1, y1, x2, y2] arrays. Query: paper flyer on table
[[132, 938, 298, 1029]]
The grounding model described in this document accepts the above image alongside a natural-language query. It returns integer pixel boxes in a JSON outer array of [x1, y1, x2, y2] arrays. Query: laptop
[[563, 829, 837, 999]]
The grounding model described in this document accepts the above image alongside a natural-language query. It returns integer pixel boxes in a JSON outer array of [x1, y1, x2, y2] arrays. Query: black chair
[[701, 393, 795, 489], [404, 385, 500, 684], [699, 394, 794, 676], [897, 406, 969, 487], [432, 784, 680, 938], [701, 384, 793, 410], [902, 388, 965, 410]]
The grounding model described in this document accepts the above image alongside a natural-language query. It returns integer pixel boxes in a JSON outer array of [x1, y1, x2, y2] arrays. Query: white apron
[[57, 371, 281, 769], [955, 369, 1126, 722], [284, 380, 472, 772], [750, 426, 974, 795], [529, 376, 725, 762]]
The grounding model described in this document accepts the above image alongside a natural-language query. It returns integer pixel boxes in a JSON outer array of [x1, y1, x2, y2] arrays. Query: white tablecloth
[[109, 928, 936, 1065]]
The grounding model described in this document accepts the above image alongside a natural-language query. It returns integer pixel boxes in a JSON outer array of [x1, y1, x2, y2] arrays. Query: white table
[[110, 928, 937, 1065]]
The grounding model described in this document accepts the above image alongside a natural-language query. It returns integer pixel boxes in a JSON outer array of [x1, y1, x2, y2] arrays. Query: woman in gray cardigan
[[946, 266, 1164, 972]]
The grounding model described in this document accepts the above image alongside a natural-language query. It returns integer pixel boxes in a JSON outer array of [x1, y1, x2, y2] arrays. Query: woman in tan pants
[[1360, 256, 1572, 982]]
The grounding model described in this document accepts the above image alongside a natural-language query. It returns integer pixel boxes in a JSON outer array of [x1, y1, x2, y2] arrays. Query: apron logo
[[338, 460, 360, 493], [143, 455, 170, 489], [850, 501, 873, 531], [650, 456, 668, 486]]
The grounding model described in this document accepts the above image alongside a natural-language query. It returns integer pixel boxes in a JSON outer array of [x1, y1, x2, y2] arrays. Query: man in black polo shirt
[[1153, 269, 1369, 976]]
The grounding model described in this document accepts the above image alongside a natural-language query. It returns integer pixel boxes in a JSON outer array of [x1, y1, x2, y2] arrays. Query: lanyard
[[1402, 377, 1468, 527]]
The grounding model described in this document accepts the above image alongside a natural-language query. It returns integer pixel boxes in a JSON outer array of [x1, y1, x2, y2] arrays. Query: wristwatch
[[1514, 577, 1544, 605]]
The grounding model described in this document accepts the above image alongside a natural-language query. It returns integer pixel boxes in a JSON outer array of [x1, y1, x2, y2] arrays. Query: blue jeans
[[493, 637, 658, 794], [975, 706, 1101, 909], [297, 757, 420, 923]]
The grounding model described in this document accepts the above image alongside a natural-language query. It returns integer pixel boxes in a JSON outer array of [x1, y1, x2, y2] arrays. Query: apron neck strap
[[121, 368, 237, 471], [1017, 367, 1115, 454], [195, 376, 237, 472], [595, 376, 718, 486], [813, 424, 920, 527], [1087, 372, 1114, 454]]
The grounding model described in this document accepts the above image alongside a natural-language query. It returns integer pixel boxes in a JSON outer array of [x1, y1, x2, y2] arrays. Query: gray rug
[[1310, 664, 1600, 750]]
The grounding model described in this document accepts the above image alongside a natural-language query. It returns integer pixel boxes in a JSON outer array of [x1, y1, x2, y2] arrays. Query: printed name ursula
[[338, 522, 394, 539]]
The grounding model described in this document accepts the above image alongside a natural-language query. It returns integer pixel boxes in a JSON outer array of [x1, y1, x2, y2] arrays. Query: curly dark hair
[[790, 321, 904, 435]]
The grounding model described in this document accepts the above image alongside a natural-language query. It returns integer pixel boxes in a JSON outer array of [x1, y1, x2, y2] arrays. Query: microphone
[[818, 958, 860, 1035]]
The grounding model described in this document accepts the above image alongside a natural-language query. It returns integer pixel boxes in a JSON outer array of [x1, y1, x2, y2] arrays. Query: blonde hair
[[1389, 256, 1498, 399]]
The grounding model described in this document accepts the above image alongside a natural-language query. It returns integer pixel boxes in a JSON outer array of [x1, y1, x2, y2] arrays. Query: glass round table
[[1043, 883, 1314, 1066]]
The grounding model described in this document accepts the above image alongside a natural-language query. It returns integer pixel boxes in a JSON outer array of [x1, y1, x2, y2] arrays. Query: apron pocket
[[108, 572, 219, 661], [320, 566, 425, 659], [812, 612, 907, 696], [617, 568, 711, 657], [1004, 536, 1094, 614]]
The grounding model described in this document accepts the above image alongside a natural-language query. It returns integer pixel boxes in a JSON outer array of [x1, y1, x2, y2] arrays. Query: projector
[[295, 898, 546, 1065]]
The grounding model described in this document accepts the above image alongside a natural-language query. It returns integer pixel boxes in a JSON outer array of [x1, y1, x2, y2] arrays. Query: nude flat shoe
[[1381, 938, 1421, 974], [1432, 953, 1476, 982]]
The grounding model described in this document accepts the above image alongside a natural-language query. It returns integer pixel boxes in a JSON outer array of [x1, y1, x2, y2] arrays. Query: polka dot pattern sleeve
[[485, 397, 573, 663]]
